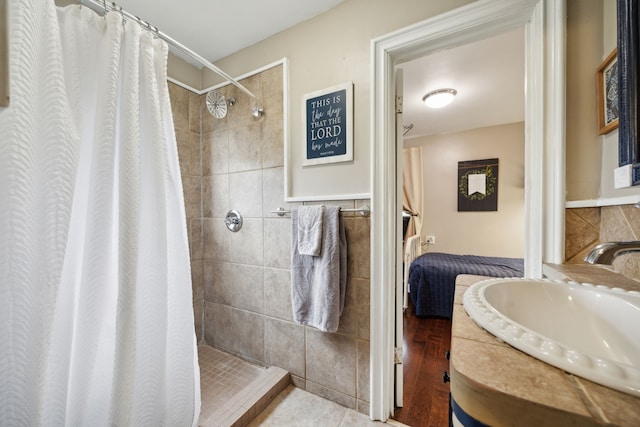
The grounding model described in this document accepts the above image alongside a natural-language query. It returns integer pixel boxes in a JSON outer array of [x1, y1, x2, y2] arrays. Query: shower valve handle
[[224, 210, 243, 232]]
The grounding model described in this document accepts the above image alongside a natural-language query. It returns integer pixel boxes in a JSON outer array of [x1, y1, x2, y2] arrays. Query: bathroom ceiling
[[110, 0, 348, 64], [400, 28, 525, 139], [105, 0, 523, 139]]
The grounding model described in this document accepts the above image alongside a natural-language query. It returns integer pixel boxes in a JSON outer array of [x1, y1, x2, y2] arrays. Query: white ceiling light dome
[[422, 88, 457, 108]]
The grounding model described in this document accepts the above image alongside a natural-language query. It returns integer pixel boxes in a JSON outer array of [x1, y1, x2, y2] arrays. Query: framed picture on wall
[[596, 48, 619, 135], [302, 82, 353, 166], [458, 158, 499, 212]]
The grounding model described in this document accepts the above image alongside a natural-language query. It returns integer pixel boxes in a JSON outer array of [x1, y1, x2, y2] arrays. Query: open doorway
[[393, 28, 526, 426], [369, 0, 566, 421]]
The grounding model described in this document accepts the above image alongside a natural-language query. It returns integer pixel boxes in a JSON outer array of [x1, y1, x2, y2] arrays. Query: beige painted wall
[[598, 0, 639, 199], [566, 0, 640, 201], [599, 0, 620, 199], [200, 0, 473, 200], [405, 122, 525, 258], [565, 0, 603, 201], [167, 54, 201, 90], [204, 0, 635, 203]]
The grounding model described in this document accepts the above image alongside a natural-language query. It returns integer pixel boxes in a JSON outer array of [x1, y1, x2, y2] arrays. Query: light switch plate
[[614, 165, 632, 189]]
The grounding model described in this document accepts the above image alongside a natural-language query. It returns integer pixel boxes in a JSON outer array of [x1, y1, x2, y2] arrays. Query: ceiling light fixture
[[422, 88, 457, 108]]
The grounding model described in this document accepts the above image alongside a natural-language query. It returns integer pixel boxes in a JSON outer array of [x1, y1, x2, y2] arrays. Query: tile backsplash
[[564, 207, 600, 264], [565, 204, 640, 281]]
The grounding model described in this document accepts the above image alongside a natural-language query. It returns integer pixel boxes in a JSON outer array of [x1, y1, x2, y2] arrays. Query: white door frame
[[393, 69, 404, 408], [369, 0, 565, 420]]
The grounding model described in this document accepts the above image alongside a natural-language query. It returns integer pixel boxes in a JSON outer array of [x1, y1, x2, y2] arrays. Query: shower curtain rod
[[80, 0, 262, 107]]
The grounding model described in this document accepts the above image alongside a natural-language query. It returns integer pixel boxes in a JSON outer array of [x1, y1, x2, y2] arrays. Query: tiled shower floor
[[198, 345, 289, 427], [197, 345, 399, 427]]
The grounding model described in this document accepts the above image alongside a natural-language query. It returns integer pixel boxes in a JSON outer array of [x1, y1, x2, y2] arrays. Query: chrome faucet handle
[[584, 241, 640, 264], [224, 210, 243, 232]]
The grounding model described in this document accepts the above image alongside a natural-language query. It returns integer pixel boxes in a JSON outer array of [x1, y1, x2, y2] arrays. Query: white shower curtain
[[0, 2, 200, 426]]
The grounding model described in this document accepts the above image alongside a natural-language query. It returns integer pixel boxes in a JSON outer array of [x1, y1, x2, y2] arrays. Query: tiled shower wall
[[169, 65, 372, 414], [565, 205, 640, 281], [168, 81, 204, 341]]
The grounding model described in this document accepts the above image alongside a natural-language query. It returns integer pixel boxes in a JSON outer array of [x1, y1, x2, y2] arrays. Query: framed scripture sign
[[302, 82, 353, 166]]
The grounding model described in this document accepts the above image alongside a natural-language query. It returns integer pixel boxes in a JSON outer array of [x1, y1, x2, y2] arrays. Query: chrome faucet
[[584, 241, 640, 265]]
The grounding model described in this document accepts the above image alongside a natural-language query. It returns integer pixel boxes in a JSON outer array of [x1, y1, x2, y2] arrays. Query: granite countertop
[[450, 269, 640, 427]]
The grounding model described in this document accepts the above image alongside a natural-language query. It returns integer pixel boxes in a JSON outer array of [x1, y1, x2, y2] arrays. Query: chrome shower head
[[205, 90, 229, 119]]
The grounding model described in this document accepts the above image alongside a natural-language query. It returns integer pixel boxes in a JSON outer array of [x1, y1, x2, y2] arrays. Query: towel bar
[[271, 205, 371, 217]]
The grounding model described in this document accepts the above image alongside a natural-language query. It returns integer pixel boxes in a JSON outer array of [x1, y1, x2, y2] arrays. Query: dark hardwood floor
[[392, 300, 452, 427]]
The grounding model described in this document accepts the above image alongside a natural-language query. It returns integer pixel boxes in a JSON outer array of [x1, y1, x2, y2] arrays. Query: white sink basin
[[463, 278, 640, 397]]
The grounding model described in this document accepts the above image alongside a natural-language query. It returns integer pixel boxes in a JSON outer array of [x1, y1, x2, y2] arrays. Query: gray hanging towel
[[290, 206, 347, 333], [297, 205, 324, 256]]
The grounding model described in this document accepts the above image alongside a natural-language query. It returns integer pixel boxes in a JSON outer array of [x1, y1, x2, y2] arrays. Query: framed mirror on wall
[[1, 0, 8, 107], [617, 0, 639, 184]]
